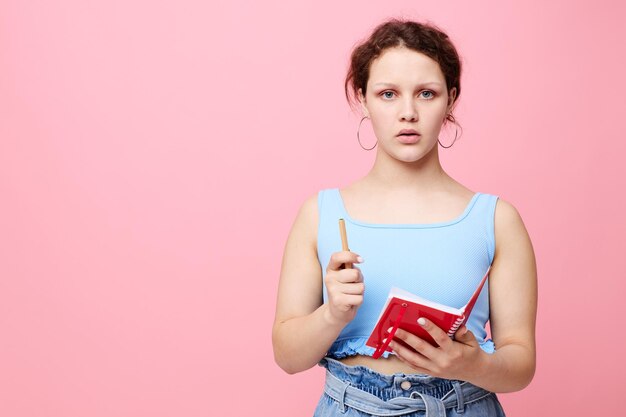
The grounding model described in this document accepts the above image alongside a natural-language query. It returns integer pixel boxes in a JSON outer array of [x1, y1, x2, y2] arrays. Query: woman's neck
[[364, 147, 451, 192]]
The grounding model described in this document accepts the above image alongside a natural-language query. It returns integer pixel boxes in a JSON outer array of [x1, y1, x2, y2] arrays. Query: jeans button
[[400, 380, 412, 390]]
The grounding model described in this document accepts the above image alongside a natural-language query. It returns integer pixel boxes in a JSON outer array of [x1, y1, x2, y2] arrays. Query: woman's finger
[[327, 251, 363, 272]]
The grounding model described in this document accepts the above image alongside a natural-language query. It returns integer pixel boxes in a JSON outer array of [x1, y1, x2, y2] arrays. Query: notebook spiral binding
[[447, 315, 466, 337]]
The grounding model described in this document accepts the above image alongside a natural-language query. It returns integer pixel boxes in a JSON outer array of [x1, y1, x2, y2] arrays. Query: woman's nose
[[400, 100, 418, 122]]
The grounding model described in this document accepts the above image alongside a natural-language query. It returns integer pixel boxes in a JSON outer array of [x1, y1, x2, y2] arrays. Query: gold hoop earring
[[357, 116, 377, 151]]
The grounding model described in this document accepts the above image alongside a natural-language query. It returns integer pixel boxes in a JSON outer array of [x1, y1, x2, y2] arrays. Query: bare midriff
[[338, 354, 421, 375]]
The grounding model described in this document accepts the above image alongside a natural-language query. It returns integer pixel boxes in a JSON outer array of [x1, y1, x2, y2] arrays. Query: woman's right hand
[[324, 251, 365, 326]]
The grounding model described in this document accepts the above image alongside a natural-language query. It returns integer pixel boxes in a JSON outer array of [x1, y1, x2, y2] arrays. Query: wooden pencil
[[338, 218, 353, 269]]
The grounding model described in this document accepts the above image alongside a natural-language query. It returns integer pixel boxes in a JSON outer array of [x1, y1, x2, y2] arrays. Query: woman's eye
[[381, 90, 435, 99]]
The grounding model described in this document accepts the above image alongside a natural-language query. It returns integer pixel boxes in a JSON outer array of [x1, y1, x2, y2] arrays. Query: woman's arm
[[272, 194, 364, 374], [477, 197, 538, 391], [389, 198, 537, 392]]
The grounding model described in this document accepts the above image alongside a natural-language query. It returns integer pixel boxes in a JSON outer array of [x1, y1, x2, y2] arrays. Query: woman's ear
[[446, 87, 457, 113], [358, 88, 369, 118]]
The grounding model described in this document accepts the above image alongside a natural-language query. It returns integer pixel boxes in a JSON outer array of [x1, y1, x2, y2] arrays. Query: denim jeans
[[313, 357, 506, 417]]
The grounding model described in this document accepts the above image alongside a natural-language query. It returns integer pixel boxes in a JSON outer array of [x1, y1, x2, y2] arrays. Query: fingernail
[[387, 326, 394, 334], [356, 256, 364, 263], [417, 317, 426, 326]]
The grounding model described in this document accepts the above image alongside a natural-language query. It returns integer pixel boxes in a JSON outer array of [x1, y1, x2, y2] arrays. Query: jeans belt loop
[[409, 391, 446, 417], [452, 380, 466, 413], [338, 379, 349, 414]]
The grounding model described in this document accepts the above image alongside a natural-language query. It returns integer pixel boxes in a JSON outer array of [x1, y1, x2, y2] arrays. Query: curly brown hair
[[345, 18, 462, 126]]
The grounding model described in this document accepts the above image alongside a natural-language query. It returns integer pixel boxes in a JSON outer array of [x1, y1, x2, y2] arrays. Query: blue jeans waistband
[[320, 357, 495, 416]]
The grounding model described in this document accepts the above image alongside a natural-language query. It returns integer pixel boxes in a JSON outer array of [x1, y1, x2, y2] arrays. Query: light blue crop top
[[317, 188, 498, 359]]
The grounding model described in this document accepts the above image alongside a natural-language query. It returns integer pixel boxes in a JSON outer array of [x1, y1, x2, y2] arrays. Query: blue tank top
[[317, 188, 498, 359]]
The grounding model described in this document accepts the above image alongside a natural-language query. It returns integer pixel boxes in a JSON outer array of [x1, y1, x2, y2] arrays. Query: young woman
[[272, 18, 537, 417]]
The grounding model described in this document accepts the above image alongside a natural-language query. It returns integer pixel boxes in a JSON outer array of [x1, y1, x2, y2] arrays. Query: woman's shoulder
[[493, 197, 524, 224], [297, 190, 320, 218], [287, 190, 324, 248], [471, 191, 525, 229], [295, 186, 344, 219], [492, 197, 532, 251]]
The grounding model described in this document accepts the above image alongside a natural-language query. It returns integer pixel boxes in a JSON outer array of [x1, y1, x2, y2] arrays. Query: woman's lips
[[396, 132, 421, 144]]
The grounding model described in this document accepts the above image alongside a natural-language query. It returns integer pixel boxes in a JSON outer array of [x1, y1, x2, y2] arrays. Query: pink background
[[1, 1, 625, 416]]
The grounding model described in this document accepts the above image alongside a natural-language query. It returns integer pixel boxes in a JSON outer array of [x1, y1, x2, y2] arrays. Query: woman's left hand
[[388, 318, 487, 382]]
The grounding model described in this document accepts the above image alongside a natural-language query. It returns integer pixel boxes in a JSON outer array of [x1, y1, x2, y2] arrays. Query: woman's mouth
[[397, 130, 421, 144]]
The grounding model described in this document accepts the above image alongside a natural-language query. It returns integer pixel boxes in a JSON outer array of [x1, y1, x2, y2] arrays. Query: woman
[[272, 18, 537, 417]]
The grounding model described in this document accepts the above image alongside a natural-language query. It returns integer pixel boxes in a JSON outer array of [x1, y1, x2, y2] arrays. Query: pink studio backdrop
[[1, 1, 625, 416]]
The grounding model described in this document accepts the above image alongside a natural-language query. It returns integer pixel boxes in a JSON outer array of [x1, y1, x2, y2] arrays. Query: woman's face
[[358, 46, 456, 163]]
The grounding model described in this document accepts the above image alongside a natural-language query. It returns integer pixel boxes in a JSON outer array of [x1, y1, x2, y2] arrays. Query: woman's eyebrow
[[372, 82, 443, 88]]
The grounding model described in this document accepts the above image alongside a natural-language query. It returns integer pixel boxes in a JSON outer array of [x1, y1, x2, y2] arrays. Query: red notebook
[[365, 267, 491, 359]]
